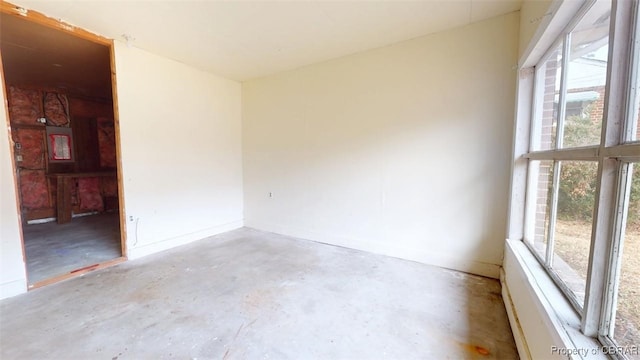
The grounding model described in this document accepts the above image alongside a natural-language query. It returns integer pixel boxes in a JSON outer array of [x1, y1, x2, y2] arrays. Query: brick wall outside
[[566, 85, 639, 141], [532, 64, 640, 246], [534, 54, 560, 246]]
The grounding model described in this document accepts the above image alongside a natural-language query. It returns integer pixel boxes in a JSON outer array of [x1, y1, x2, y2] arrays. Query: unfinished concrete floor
[[23, 213, 121, 284], [1, 228, 518, 359]]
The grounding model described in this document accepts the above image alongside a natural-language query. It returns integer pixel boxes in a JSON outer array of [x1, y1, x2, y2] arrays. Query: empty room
[[1, 0, 639, 359]]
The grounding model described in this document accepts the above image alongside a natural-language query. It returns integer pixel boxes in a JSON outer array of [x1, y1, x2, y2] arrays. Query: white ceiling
[[8, 0, 522, 81]]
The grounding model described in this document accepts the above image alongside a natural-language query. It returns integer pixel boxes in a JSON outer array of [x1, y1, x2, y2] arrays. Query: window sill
[[503, 239, 606, 359]]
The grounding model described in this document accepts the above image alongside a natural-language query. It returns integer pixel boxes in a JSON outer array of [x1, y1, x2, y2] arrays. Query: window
[[526, 0, 612, 311], [45, 125, 74, 163], [607, 163, 640, 353], [49, 134, 72, 160], [512, 0, 640, 357]]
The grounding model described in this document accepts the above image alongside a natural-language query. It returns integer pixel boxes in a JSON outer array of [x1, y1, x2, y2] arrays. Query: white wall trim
[[0, 278, 27, 300], [127, 220, 244, 260], [501, 268, 532, 360]]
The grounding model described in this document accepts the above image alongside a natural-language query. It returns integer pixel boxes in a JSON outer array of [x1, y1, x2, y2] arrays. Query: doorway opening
[[1, 8, 126, 288]]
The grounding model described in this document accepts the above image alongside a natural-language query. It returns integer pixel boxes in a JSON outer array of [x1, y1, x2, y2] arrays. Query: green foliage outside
[[626, 165, 640, 230], [558, 161, 597, 220], [557, 103, 640, 228]]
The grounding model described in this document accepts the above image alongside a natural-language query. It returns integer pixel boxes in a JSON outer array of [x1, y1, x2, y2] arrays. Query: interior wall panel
[[243, 13, 520, 278]]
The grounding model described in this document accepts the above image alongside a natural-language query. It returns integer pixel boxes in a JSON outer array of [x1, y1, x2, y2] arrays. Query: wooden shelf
[[48, 171, 116, 178]]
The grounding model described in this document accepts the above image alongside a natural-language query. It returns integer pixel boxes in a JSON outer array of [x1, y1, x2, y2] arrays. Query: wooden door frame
[[1, 2, 128, 288]]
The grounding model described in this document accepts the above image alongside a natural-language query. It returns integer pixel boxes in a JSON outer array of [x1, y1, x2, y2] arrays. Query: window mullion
[[524, 146, 599, 161], [518, 68, 539, 243], [546, 160, 562, 267], [555, 33, 572, 150], [582, 0, 636, 337], [528, 66, 545, 152], [622, 1, 640, 143], [583, 159, 618, 336], [598, 162, 632, 340], [601, 142, 640, 159]]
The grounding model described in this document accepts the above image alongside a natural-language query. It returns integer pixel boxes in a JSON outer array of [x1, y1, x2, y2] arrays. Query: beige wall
[[113, 41, 244, 259], [0, 71, 28, 299], [243, 12, 520, 278]]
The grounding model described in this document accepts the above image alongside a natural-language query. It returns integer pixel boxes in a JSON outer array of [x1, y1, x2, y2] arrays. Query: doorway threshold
[[28, 256, 126, 290]]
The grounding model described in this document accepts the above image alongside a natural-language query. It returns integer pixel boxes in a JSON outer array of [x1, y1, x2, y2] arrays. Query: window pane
[[626, 3, 640, 143], [552, 161, 598, 306], [614, 163, 640, 354], [631, 82, 640, 142], [561, 1, 611, 148], [532, 46, 562, 151], [628, 58, 640, 143], [527, 160, 554, 260]]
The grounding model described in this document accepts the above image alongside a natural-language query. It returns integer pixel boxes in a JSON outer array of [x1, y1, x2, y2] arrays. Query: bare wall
[[0, 71, 28, 299], [242, 12, 519, 278], [113, 41, 244, 259]]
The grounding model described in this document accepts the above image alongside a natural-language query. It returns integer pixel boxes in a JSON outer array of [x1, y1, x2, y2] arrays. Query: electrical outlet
[[15, 142, 21, 150], [16, 155, 23, 162]]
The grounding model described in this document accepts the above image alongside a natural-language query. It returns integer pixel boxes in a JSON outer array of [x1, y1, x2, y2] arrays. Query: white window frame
[[508, 0, 640, 355]]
